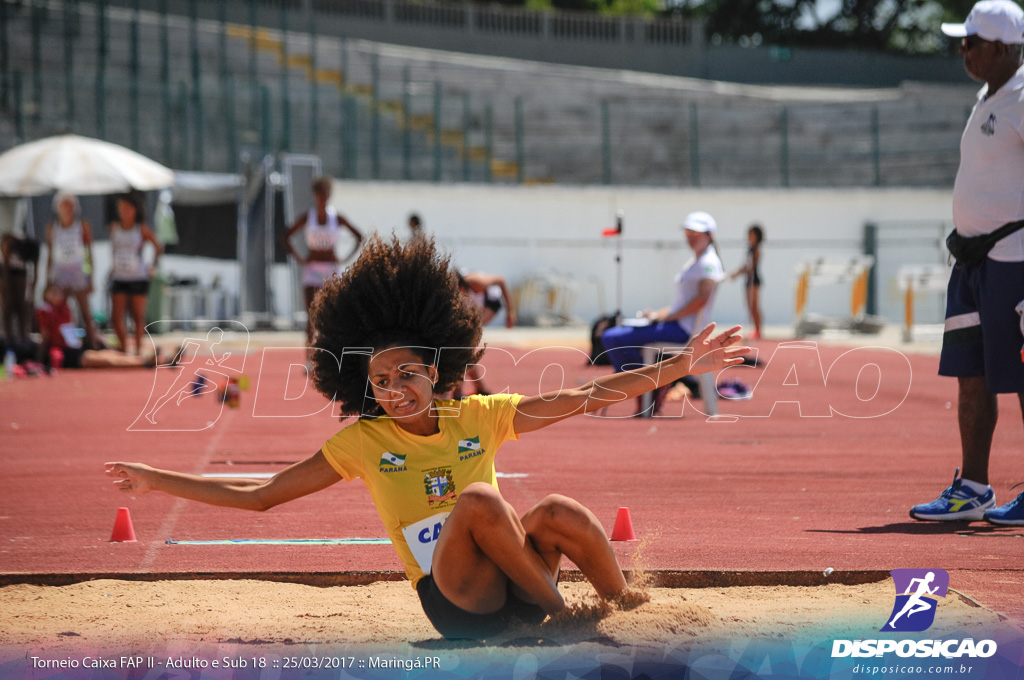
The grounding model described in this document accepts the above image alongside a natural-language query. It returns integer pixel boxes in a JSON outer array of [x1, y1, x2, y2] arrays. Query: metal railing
[[393, 2, 466, 29], [473, 6, 544, 36], [311, 0, 384, 21], [1, 0, 966, 188], [109, 0, 701, 46]]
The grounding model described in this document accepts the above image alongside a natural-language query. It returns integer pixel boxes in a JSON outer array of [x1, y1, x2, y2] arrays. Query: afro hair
[[309, 234, 484, 418]]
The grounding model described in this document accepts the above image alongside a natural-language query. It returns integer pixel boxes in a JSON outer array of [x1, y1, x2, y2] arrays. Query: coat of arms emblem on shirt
[[424, 467, 457, 507]]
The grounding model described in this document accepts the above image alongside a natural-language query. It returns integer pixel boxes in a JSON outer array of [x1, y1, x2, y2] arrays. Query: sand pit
[[0, 577, 1008, 662]]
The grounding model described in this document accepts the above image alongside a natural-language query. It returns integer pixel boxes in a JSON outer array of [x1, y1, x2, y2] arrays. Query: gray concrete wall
[[103, 0, 966, 87], [329, 182, 954, 328], [704, 46, 966, 87]]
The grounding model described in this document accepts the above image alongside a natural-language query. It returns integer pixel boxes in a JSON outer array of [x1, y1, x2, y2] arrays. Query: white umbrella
[[0, 134, 175, 197]]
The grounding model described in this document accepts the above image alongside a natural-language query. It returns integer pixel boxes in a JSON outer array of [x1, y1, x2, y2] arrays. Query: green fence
[[1, 0, 967, 187]]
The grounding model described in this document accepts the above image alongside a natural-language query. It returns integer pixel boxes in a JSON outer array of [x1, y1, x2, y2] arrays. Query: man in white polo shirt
[[910, 0, 1024, 526]]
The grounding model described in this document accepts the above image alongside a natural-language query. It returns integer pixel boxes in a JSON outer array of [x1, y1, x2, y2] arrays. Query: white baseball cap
[[941, 0, 1024, 44], [682, 211, 717, 234]]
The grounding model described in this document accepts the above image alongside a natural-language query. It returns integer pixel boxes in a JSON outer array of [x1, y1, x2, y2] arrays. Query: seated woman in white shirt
[[601, 211, 725, 409]]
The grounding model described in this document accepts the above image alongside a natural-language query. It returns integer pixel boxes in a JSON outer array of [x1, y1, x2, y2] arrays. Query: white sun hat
[[682, 211, 717, 234], [941, 0, 1024, 44]]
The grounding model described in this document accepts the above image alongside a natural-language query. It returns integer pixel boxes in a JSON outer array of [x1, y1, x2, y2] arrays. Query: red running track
[[0, 340, 1021, 627]]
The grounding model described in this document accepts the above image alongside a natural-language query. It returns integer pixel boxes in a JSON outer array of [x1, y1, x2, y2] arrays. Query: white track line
[[138, 409, 236, 570], [199, 471, 530, 479]]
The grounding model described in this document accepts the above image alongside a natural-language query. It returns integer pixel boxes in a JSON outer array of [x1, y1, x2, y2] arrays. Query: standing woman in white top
[[284, 177, 364, 346], [601, 211, 725, 409], [46, 193, 99, 349], [109, 192, 162, 355]]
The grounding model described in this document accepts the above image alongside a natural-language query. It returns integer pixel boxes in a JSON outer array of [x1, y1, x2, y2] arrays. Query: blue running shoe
[[983, 484, 1024, 526], [909, 468, 995, 521]]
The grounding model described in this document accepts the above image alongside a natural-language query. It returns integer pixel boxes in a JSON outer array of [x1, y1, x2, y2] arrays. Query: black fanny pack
[[946, 219, 1024, 268]]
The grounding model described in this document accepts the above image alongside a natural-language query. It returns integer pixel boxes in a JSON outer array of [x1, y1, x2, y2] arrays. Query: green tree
[[490, 0, 1015, 52], [670, 0, 991, 52]]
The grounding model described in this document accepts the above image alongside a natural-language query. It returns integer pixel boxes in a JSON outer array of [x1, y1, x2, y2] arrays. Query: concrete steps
[[1, 1, 973, 187]]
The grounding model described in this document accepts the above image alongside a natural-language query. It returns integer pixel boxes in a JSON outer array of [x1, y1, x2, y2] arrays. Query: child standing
[[731, 224, 764, 340], [47, 192, 99, 349], [109, 192, 162, 354]]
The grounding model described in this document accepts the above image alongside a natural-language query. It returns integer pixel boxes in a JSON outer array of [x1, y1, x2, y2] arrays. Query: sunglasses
[[962, 34, 992, 50]]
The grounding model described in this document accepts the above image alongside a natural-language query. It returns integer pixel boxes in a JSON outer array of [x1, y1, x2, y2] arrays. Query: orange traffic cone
[[109, 507, 137, 542], [610, 506, 637, 541]]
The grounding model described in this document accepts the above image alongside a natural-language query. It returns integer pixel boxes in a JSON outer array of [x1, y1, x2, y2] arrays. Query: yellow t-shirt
[[320, 393, 523, 587]]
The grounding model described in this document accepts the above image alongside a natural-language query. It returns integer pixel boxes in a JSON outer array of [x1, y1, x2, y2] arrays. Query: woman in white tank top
[[284, 177, 363, 347], [109, 192, 163, 355], [47, 192, 99, 349]]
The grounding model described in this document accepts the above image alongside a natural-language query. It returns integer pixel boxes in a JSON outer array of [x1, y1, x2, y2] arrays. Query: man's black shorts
[[939, 258, 1024, 393]]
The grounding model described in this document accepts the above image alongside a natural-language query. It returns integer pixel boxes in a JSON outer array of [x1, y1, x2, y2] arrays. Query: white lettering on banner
[[832, 639, 997, 659], [401, 512, 451, 575]]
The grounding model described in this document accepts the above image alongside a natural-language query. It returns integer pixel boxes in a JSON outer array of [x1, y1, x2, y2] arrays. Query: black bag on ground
[[946, 220, 1024, 268], [589, 313, 621, 365]]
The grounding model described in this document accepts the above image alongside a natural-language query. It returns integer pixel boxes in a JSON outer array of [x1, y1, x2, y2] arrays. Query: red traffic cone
[[610, 506, 637, 541], [109, 507, 137, 542]]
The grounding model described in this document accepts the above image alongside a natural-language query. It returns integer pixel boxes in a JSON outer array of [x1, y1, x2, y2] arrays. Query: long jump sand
[[0, 578, 1009, 656]]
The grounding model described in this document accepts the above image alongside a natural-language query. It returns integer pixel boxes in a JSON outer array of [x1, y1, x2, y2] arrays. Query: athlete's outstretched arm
[[513, 323, 747, 434], [105, 451, 342, 512], [282, 214, 310, 264]]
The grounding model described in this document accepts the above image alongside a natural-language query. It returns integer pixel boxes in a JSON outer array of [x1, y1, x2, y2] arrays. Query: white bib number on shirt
[[400, 512, 451, 575]]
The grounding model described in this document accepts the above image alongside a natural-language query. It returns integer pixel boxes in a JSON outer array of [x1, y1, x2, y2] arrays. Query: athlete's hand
[[684, 323, 748, 375], [105, 462, 157, 495]]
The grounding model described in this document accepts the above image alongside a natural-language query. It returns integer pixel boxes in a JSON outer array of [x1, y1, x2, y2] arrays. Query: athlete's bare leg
[[80, 350, 149, 368], [517, 492, 628, 601], [430, 483, 626, 615], [431, 483, 563, 615], [959, 376, 997, 485], [111, 293, 129, 352], [71, 290, 98, 348], [304, 286, 317, 350], [747, 285, 762, 337], [130, 295, 148, 355]]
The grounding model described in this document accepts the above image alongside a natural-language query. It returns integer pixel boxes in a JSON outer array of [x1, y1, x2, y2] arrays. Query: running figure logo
[[880, 569, 949, 632], [129, 323, 249, 431]]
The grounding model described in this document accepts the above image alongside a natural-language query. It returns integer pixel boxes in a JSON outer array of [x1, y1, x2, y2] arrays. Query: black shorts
[[938, 258, 1024, 393], [416, 574, 548, 640], [483, 295, 503, 314], [62, 347, 84, 369], [111, 280, 150, 297]]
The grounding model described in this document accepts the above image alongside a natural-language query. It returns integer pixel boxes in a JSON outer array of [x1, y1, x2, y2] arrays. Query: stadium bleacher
[[2, 1, 976, 187]]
